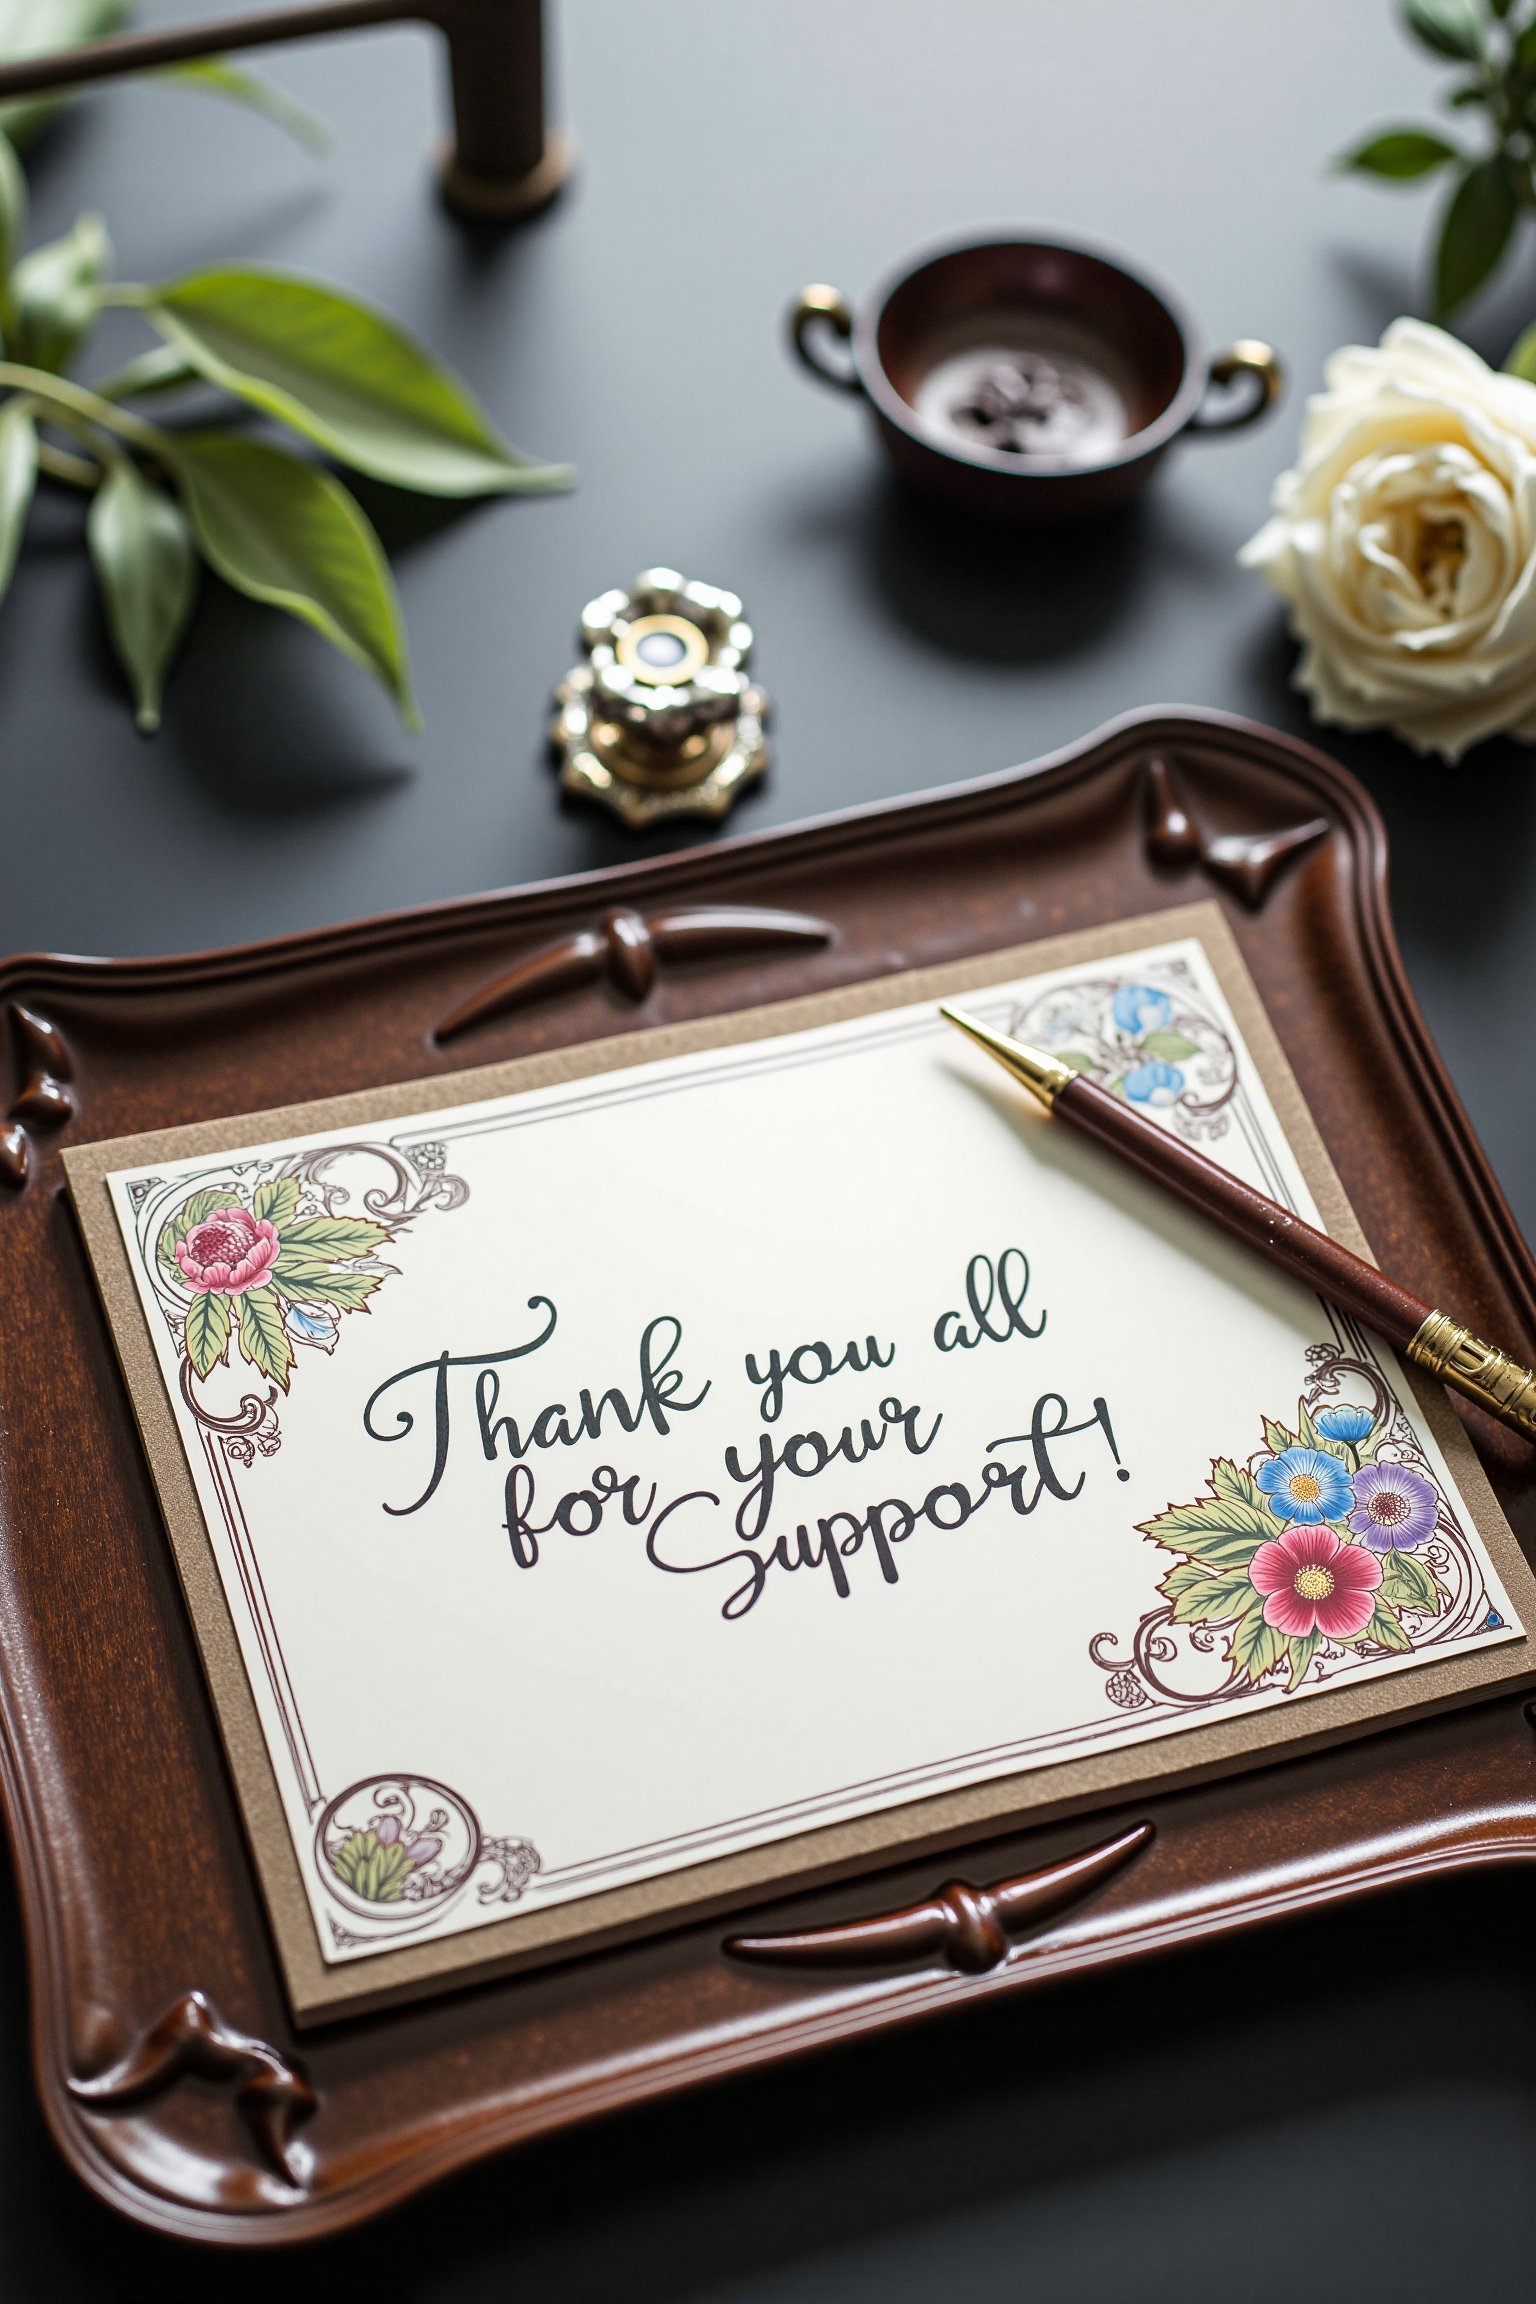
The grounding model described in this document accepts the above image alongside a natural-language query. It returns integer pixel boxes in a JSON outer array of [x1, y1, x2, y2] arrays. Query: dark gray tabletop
[[3, 2, 1535, 2294]]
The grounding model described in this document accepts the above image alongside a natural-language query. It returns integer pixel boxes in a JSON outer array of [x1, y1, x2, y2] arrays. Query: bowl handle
[[1186, 340, 1284, 435], [789, 286, 862, 395]]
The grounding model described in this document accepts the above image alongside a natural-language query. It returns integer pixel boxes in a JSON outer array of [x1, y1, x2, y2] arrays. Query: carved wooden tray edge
[[7, 704, 1536, 2244]]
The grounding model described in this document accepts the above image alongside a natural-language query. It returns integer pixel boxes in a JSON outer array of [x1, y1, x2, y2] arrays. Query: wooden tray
[[3, 706, 1534, 2245]]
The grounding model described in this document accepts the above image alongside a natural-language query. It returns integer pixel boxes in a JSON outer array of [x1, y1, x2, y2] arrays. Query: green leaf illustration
[[1379, 1548, 1440, 1615], [1053, 1050, 1097, 1074], [1139, 1490, 1274, 1569], [166, 433, 418, 726], [251, 1176, 301, 1226], [276, 1264, 384, 1312], [154, 60, 331, 155], [0, 0, 129, 149], [1363, 1597, 1414, 1654], [1262, 1417, 1300, 1456], [235, 1282, 294, 1391], [1229, 1611, 1289, 1685], [1403, 0, 1483, 62], [1284, 1629, 1322, 1691], [0, 398, 37, 607], [86, 455, 197, 732], [184, 1288, 230, 1379], [1434, 156, 1518, 315], [1139, 1030, 1201, 1062], [1209, 1457, 1266, 1512], [1159, 1560, 1262, 1628], [10, 211, 109, 372], [275, 1213, 391, 1260], [330, 1827, 411, 1900], [138, 267, 576, 497], [1334, 127, 1463, 178]]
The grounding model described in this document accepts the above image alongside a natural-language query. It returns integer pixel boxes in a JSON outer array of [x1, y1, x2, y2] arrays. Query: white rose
[[1240, 318, 1536, 762]]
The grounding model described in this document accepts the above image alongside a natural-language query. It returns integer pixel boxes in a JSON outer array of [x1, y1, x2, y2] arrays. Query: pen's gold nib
[[938, 1005, 1076, 1111]]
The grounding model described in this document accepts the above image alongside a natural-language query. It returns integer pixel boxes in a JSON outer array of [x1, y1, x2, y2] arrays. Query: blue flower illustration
[[1256, 1445, 1354, 1525], [1123, 1058, 1185, 1106], [1315, 1404, 1374, 1445], [1112, 983, 1173, 1036]]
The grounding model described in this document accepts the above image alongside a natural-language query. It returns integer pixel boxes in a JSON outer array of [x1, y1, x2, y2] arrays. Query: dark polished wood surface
[[4, 2, 1536, 2295]]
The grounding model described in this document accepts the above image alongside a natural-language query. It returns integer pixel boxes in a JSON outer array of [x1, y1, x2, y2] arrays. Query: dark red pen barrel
[[1058, 1074, 1431, 1350]]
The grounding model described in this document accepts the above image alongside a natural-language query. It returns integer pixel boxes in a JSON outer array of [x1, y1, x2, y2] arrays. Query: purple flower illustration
[[1348, 1461, 1439, 1551]]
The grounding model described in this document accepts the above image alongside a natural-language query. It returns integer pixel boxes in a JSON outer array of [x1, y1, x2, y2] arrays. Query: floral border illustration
[[1009, 961, 1237, 1141], [316, 1774, 541, 1947], [129, 1138, 468, 1461], [1091, 1343, 1503, 1711]]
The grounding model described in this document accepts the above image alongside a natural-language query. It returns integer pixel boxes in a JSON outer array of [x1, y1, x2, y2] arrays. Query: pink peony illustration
[[1248, 1523, 1382, 1641], [175, 1204, 281, 1296]]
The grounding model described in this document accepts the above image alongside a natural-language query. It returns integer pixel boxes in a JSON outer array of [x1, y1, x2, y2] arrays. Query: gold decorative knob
[[550, 568, 771, 829]]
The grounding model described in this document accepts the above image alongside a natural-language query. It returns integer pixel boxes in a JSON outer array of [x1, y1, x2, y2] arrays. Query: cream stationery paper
[[66, 905, 1536, 2019]]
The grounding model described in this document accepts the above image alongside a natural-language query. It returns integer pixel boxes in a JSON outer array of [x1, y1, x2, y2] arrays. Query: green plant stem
[[0, 362, 167, 454], [37, 437, 99, 487]]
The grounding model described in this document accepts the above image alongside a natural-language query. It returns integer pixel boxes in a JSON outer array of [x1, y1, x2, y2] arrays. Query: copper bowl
[[789, 230, 1282, 520]]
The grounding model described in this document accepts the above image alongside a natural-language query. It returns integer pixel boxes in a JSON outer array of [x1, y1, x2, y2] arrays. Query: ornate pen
[[940, 1003, 1536, 1444]]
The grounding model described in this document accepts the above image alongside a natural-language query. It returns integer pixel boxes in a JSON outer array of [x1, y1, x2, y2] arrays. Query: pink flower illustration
[[175, 1204, 281, 1296], [1248, 1523, 1382, 1640]]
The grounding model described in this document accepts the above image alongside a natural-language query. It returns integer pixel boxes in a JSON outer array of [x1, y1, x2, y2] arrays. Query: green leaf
[[1262, 1417, 1299, 1456], [165, 433, 418, 725], [1446, 78, 1487, 104], [0, 396, 36, 605], [1364, 1597, 1414, 1654], [1505, 318, 1536, 380], [86, 456, 197, 732], [1139, 1029, 1201, 1061], [1403, 0, 1484, 60], [0, 128, 25, 286], [274, 1213, 391, 1259], [0, 0, 128, 148], [137, 267, 575, 497], [235, 1282, 294, 1391], [251, 1176, 301, 1226], [1491, 0, 1514, 20], [1517, 17, 1536, 73], [10, 211, 108, 372], [1335, 127, 1464, 178], [1230, 1611, 1289, 1685], [1140, 1491, 1274, 1568], [184, 1289, 230, 1380], [1053, 1050, 1098, 1074], [1434, 157, 1519, 313], [1379, 1547, 1441, 1614], [1210, 1457, 1266, 1512], [90, 343, 197, 403], [1160, 1562, 1262, 1627], [276, 1264, 384, 1312], [154, 60, 331, 154], [1284, 1629, 1322, 1691]]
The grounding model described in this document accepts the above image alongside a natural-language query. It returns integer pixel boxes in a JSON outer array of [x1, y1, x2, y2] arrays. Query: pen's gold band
[[1406, 1309, 1536, 1442]]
